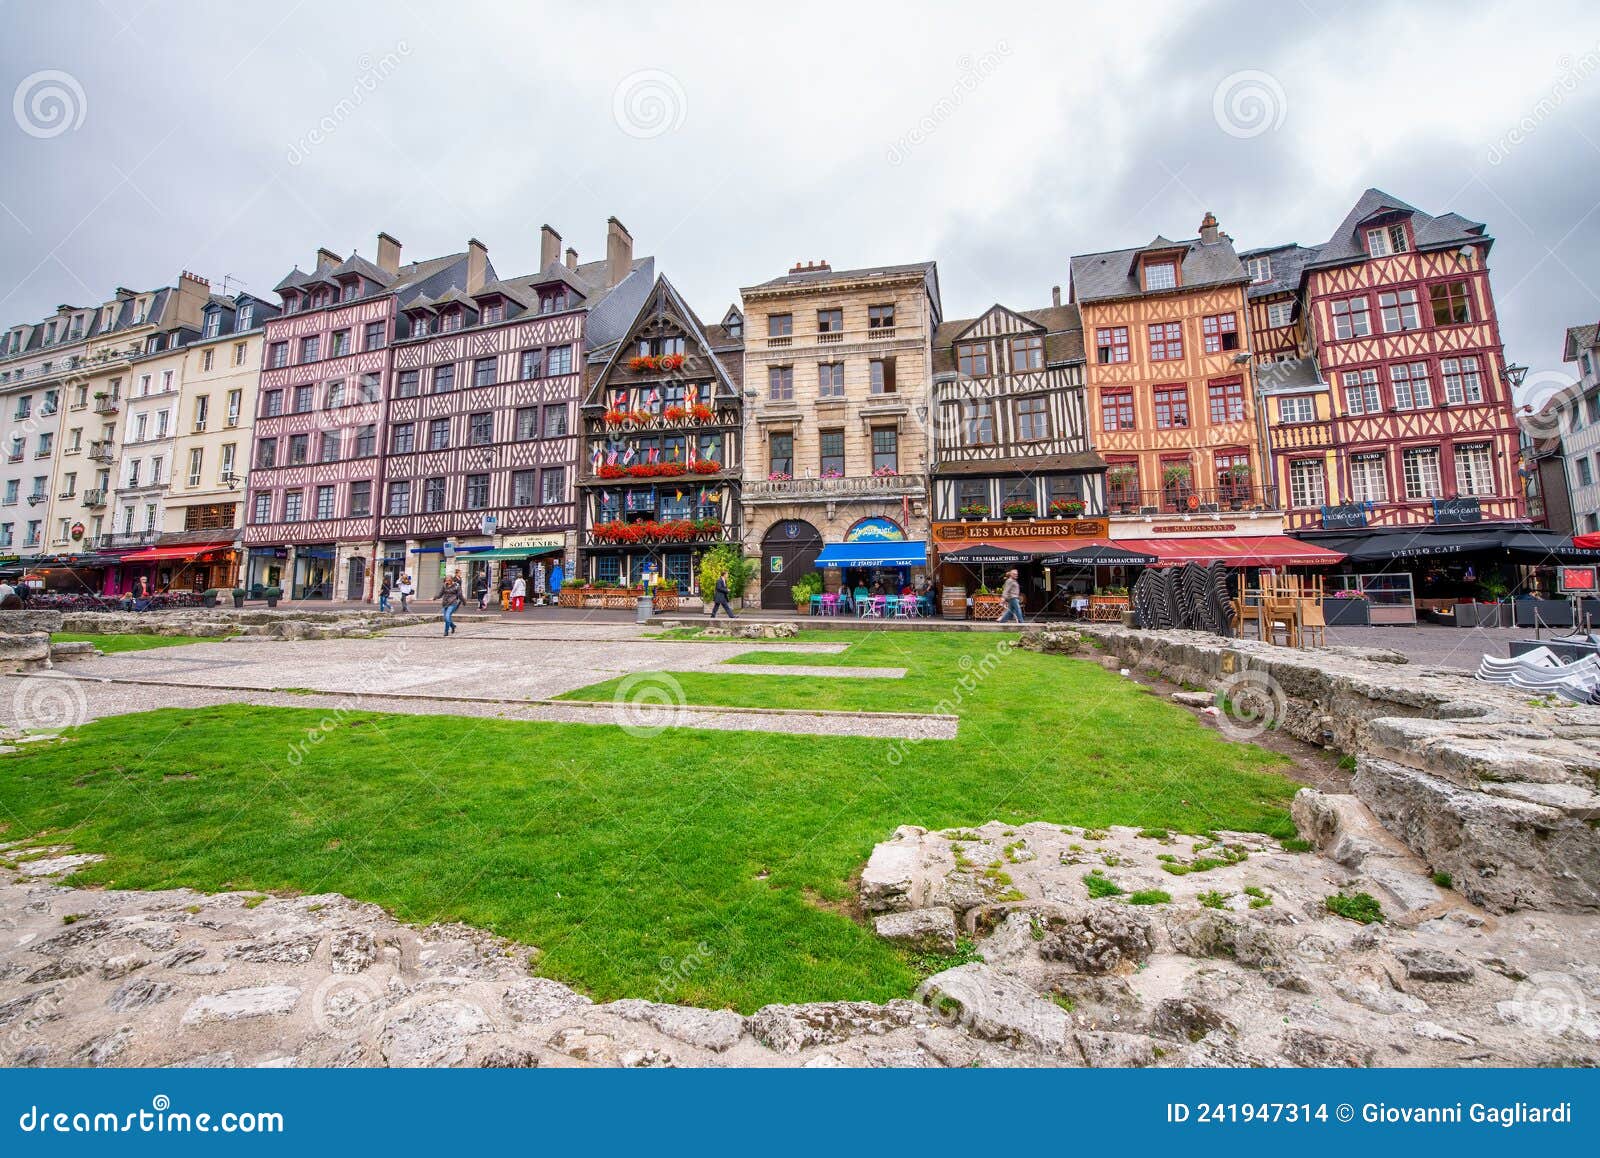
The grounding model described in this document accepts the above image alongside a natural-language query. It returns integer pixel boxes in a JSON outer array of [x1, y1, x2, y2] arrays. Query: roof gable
[[585, 274, 740, 407], [951, 304, 1046, 343]]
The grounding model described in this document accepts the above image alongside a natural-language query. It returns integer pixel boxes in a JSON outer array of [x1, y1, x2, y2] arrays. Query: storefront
[[291, 545, 337, 600], [473, 534, 566, 601], [118, 538, 238, 594], [932, 516, 1121, 615], [245, 548, 287, 596]]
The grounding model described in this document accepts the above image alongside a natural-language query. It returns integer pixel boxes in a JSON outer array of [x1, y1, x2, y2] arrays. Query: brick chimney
[[466, 238, 489, 294], [1052, 285, 1062, 308], [540, 225, 561, 270], [315, 247, 342, 270], [565, 246, 578, 272], [376, 232, 402, 275], [788, 260, 831, 275], [174, 270, 211, 331], [605, 217, 633, 289], [1199, 212, 1220, 245]]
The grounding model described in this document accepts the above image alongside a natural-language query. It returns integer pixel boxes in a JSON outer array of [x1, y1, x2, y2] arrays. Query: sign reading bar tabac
[[933, 518, 1108, 543]]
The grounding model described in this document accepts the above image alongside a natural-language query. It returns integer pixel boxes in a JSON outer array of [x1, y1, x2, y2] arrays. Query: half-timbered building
[[577, 274, 743, 593]]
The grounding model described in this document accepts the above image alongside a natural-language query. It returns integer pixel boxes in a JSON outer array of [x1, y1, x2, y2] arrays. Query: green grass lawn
[[0, 631, 1297, 1011], [52, 632, 233, 654]]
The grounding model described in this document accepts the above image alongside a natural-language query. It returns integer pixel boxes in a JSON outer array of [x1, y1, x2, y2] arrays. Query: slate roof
[[1069, 235, 1248, 305], [1306, 188, 1489, 268], [332, 253, 397, 286], [1236, 242, 1319, 300], [1254, 357, 1327, 395], [742, 260, 942, 323], [1564, 323, 1599, 362], [931, 302, 1085, 378]]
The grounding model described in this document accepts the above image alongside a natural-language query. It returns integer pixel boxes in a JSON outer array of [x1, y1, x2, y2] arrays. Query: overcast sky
[[3, 1, 1599, 405]]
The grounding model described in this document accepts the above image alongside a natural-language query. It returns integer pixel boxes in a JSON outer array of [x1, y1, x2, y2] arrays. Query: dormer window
[[1143, 261, 1177, 291], [342, 281, 359, 302], [539, 287, 572, 314], [203, 312, 222, 339], [411, 314, 431, 337], [1245, 256, 1272, 283], [311, 289, 330, 309], [237, 304, 254, 330], [441, 310, 462, 333], [1366, 223, 1409, 257], [482, 301, 504, 325], [44, 322, 57, 344]]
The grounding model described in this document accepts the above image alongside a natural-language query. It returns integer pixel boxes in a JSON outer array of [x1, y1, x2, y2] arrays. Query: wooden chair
[[1261, 596, 1299, 648], [1298, 595, 1326, 648]]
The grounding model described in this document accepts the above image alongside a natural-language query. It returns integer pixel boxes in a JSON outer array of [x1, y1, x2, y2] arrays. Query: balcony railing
[[763, 323, 909, 350], [93, 397, 119, 414], [1271, 422, 1334, 450], [82, 489, 105, 508], [99, 530, 160, 549], [88, 441, 114, 462], [743, 473, 926, 503], [1107, 484, 1280, 516]]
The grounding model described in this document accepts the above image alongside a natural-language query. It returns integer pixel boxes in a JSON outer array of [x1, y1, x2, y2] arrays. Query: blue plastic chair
[[809, 594, 823, 616]]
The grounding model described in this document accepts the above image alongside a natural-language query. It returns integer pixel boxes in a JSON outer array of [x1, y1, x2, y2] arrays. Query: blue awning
[[814, 541, 928, 568]]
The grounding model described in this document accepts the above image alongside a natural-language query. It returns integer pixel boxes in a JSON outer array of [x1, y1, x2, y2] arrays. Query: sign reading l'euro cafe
[[932, 519, 1110, 543]]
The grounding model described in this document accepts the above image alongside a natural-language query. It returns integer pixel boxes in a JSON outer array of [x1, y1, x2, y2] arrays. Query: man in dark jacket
[[709, 572, 735, 619]]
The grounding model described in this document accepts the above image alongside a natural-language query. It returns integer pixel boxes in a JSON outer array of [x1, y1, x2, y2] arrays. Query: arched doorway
[[760, 520, 823, 608]]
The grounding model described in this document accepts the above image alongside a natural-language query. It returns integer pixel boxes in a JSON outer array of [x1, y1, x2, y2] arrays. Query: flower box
[[651, 591, 679, 612], [1452, 600, 1508, 628], [1324, 596, 1370, 626], [602, 591, 637, 610], [690, 459, 722, 474], [688, 403, 714, 422], [1002, 502, 1037, 519], [972, 594, 1004, 621], [1048, 500, 1085, 518]]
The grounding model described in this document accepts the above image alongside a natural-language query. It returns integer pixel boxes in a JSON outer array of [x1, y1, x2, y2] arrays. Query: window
[[1010, 336, 1043, 371], [255, 438, 277, 469], [395, 370, 419, 398], [364, 321, 386, 350], [226, 389, 242, 426], [473, 357, 496, 388], [595, 555, 620, 583], [233, 341, 248, 367], [767, 313, 792, 339], [1440, 356, 1484, 404], [386, 480, 410, 515], [319, 431, 341, 463], [769, 432, 794, 475], [202, 348, 215, 371], [349, 480, 372, 516], [252, 492, 271, 523], [1207, 378, 1246, 424], [187, 448, 203, 487], [1390, 361, 1432, 409], [439, 310, 462, 333], [541, 467, 565, 505], [1015, 395, 1049, 441], [869, 358, 896, 394], [330, 330, 350, 357], [410, 314, 430, 337], [278, 436, 305, 467], [1153, 386, 1189, 429], [324, 380, 344, 409], [542, 404, 567, 438], [869, 304, 895, 330], [1429, 281, 1472, 326], [1266, 301, 1294, 328], [1454, 442, 1495, 496], [817, 362, 844, 397], [353, 425, 377, 457], [1402, 447, 1442, 500], [1100, 388, 1135, 431], [262, 389, 283, 417], [427, 418, 450, 451], [284, 490, 303, 522], [1289, 459, 1326, 508], [872, 428, 898, 473], [1143, 261, 1177, 291], [1341, 369, 1380, 415], [1148, 321, 1183, 361], [819, 430, 845, 475], [292, 384, 313, 413], [768, 365, 794, 400], [1201, 313, 1239, 353], [519, 349, 543, 380], [1578, 458, 1595, 488], [421, 477, 446, 512], [355, 373, 380, 403], [299, 335, 320, 363], [315, 485, 335, 520], [957, 343, 990, 377], [1096, 327, 1130, 364], [431, 364, 455, 393], [390, 423, 415, 454], [515, 407, 538, 440], [1366, 223, 1409, 256], [961, 399, 995, 445], [1246, 255, 1272, 283], [1330, 296, 1371, 340], [267, 341, 288, 369], [510, 470, 537, 507], [1278, 396, 1315, 424], [465, 474, 490, 509], [1378, 288, 1421, 333], [1349, 454, 1388, 503], [482, 302, 503, 325], [547, 346, 572, 376], [817, 308, 843, 335], [469, 412, 493, 445], [219, 443, 235, 480]]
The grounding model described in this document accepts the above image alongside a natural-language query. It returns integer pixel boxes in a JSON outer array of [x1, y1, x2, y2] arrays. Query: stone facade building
[[738, 260, 941, 606], [1555, 322, 1600, 536]]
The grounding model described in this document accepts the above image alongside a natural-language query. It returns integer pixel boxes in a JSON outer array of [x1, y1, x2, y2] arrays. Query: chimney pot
[[1051, 285, 1061, 308], [315, 247, 342, 270], [565, 246, 578, 272], [1199, 212, 1220, 245], [540, 224, 561, 270]]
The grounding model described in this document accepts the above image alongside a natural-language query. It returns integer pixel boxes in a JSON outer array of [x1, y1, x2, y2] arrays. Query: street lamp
[[1502, 363, 1529, 390], [221, 472, 243, 489]]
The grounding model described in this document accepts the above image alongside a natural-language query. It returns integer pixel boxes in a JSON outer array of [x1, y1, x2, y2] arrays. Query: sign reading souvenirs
[[1321, 503, 1369, 530], [932, 518, 1109, 543], [1432, 496, 1483, 525]]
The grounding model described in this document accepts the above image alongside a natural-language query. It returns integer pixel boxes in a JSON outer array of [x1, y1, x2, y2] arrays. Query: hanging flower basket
[[663, 405, 688, 423], [688, 403, 715, 422], [690, 459, 722, 474], [597, 464, 627, 479]]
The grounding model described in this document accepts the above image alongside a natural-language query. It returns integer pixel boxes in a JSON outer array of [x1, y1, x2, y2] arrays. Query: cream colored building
[[738, 260, 941, 606]]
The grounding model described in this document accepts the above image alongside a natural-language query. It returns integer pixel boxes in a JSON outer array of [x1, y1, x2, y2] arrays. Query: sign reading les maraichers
[[933, 519, 1109, 543]]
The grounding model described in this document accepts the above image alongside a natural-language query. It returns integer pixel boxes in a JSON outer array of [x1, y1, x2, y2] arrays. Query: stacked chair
[[1476, 647, 1600, 704]]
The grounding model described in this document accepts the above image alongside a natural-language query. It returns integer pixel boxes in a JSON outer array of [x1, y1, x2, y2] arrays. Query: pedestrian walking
[[397, 574, 415, 613], [440, 570, 464, 636], [511, 573, 527, 612], [473, 571, 489, 610], [378, 576, 392, 612], [709, 572, 735, 619], [997, 568, 1025, 625]]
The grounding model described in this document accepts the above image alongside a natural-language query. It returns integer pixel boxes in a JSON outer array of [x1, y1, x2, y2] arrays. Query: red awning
[[118, 544, 231, 563], [1116, 535, 1345, 567], [1576, 532, 1600, 550]]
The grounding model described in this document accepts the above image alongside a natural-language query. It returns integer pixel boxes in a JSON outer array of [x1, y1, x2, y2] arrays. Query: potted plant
[[972, 584, 1003, 620], [1161, 463, 1192, 489], [201, 587, 221, 608], [1002, 500, 1037, 519], [688, 402, 714, 422], [231, 587, 246, 608], [1106, 465, 1137, 513], [699, 544, 756, 610], [1324, 588, 1371, 626], [958, 501, 991, 519], [1457, 575, 1512, 628], [790, 571, 824, 613], [652, 578, 680, 612], [1048, 498, 1085, 518], [264, 585, 282, 608]]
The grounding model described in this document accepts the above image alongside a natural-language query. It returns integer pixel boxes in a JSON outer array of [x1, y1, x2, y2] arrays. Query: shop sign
[[70, 522, 85, 541], [502, 533, 564, 550], [932, 518, 1109, 543], [1321, 503, 1368, 529], [844, 516, 905, 543], [1149, 523, 1236, 534], [1432, 497, 1482, 525], [769, 555, 783, 573], [1559, 566, 1597, 594]]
